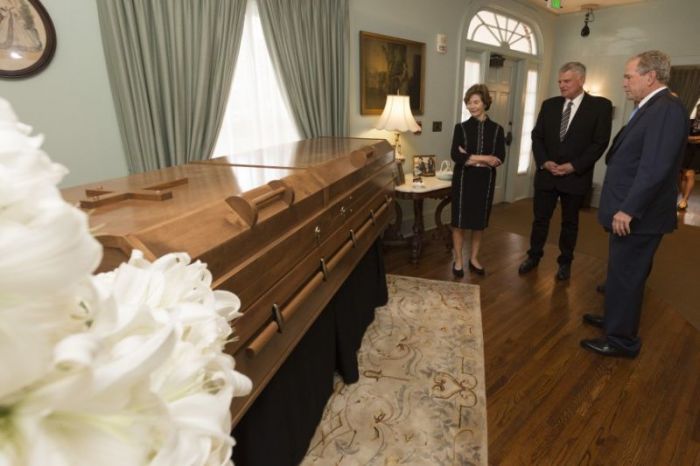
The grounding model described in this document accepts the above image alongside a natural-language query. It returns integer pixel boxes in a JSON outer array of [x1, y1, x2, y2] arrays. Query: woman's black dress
[[450, 117, 506, 230], [682, 117, 700, 172]]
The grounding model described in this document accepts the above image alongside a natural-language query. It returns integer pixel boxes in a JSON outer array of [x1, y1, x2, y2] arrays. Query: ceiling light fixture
[[580, 4, 597, 37]]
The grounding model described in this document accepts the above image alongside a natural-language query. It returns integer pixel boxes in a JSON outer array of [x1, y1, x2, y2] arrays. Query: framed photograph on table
[[413, 155, 436, 177], [0, 0, 56, 79], [360, 31, 425, 115]]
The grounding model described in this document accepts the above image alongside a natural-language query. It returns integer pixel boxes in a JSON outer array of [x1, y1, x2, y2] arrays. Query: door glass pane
[[467, 9, 537, 56], [518, 69, 538, 174], [473, 26, 500, 47], [461, 59, 482, 122]]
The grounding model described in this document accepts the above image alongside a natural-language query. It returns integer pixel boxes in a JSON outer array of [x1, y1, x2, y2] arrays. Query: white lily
[[91, 251, 251, 464], [0, 198, 102, 300], [0, 142, 66, 207], [0, 100, 67, 209], [0, 322, 178, 466], [0, 292, 89, 401], [1, 97, 250, 466]]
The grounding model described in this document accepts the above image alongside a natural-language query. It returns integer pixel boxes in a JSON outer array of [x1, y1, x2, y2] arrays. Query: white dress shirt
[[562, 92, 585, 133]]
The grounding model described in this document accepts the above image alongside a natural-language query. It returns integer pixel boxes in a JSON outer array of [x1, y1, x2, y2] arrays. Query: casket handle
[[245, 195, 391, 358], [226, 180, 295, 227], [349, 146, 376, 167], [245, 270, 325, 357]]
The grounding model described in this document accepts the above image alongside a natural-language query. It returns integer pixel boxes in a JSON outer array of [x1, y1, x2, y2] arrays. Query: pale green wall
[[349, 0, 471, 165], [349, 0, 556, 228], [2, 0, 695, 197], [547, 0, 700, 193], [349, 0, 555, 178], [0, 0, 127, 187]]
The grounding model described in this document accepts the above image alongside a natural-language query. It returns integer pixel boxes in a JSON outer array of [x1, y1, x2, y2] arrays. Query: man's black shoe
[[555, 263, 571, 281], [582, 313, 604, 328], [518, 257, 539, 275], [580, 338, 637, 358]]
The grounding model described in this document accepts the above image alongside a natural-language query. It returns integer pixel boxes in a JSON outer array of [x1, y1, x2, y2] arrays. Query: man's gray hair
[[633, 50, 671, 84], [559, 62, 586, 79]]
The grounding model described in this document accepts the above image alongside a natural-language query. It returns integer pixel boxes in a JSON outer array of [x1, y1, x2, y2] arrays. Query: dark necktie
[[559, 101, 573, 141]]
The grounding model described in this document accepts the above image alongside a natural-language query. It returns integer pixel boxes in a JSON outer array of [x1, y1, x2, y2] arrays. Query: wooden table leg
[[434, 196, 452, 250], [383, 199, 405, 245], [410, 198, 424, 263]]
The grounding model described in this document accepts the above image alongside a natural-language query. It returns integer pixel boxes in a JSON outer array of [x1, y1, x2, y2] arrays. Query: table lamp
[[374, 94, 421, 162]]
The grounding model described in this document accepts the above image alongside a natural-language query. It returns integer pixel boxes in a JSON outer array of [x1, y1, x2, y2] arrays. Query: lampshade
[[374, 95, 421, 133]]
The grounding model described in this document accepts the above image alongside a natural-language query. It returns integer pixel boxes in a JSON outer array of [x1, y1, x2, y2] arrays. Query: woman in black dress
[[678, 103, 700, 210], [450, 84, 506, 277]]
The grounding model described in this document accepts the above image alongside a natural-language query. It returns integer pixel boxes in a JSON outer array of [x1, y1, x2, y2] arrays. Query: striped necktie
[[559, 101, 573, 141]]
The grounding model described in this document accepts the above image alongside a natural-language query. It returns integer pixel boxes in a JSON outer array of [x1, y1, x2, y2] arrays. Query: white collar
[[638, 86, 667, 109], [565, 92, 585, 108]]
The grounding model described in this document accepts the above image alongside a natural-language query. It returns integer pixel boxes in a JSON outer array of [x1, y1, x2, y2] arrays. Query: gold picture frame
[[360, 31, 425, 115]]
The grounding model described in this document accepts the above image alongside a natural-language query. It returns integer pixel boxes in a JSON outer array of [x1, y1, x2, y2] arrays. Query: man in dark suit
[[581, 50, 688, 358], [519, 62, 613, 281]]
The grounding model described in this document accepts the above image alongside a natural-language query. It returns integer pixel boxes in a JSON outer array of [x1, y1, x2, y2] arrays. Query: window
[[461, 58, 482, 122], [213, 0, 300, 157], [467, 10, 537, 55], [518, 68, 539, 174]]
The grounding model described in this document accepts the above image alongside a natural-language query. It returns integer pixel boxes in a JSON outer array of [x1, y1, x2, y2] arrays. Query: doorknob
[[505, 121, 513, 146]]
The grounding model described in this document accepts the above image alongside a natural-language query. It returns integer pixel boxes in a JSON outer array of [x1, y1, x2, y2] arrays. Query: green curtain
[[96, 0, 246, 173], [670, 66, 700, 116], [257, 0, 348, 138]]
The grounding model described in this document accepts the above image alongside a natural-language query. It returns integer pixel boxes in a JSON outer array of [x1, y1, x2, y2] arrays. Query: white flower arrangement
[[0, 98, 252, 466]]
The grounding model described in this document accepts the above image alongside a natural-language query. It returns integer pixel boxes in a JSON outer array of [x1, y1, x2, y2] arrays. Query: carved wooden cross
[[79, 177, 188, 208]]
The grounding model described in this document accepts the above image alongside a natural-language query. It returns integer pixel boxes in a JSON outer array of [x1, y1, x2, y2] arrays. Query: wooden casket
[[61, 137, 396, 425]]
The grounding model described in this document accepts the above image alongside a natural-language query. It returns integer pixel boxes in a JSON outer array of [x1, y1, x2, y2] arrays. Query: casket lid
[[61, 137, 391, 237]]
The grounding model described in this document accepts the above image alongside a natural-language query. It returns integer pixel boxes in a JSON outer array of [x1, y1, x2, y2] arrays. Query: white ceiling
[[526, 0, 647, 15]]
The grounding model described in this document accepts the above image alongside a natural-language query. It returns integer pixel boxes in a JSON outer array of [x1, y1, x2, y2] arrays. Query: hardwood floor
[[383, 221, 700, 465]]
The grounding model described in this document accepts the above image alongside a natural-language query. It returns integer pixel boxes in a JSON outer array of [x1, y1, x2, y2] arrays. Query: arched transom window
[[467, 10, 537, 55]]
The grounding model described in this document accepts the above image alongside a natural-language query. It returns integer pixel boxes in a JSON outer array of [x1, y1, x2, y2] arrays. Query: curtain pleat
[[257, 0, 348, 138], [96, 0, 246, 172], [670, 66, 700, 115]]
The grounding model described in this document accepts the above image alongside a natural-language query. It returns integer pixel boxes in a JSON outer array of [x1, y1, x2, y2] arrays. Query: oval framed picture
[[0, 0, 56, 79]]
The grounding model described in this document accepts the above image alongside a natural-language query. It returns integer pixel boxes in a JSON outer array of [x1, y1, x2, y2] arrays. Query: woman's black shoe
[[469, 260, 485, 276], [452, 262, 464, 278]]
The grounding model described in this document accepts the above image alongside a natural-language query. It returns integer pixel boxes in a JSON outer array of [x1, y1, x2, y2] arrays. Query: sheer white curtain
[[461, 58, 481, 122], [518, 68, 538, 174], [212, 0, 300, 157]]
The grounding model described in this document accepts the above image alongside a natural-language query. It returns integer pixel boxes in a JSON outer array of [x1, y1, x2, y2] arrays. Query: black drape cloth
[[232, 240, 388, 466], [333, 239, 387, 382]]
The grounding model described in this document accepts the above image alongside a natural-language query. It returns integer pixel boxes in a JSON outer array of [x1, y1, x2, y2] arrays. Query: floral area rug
[[301, 274, 487, 466]]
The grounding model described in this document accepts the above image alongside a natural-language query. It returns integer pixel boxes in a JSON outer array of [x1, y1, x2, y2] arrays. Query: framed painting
[[0, 0, 56, 78], [360, 31, 425, 115]]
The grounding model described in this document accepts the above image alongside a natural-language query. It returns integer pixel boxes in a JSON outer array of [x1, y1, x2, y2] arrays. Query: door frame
[[458, 43, 542, 203]]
